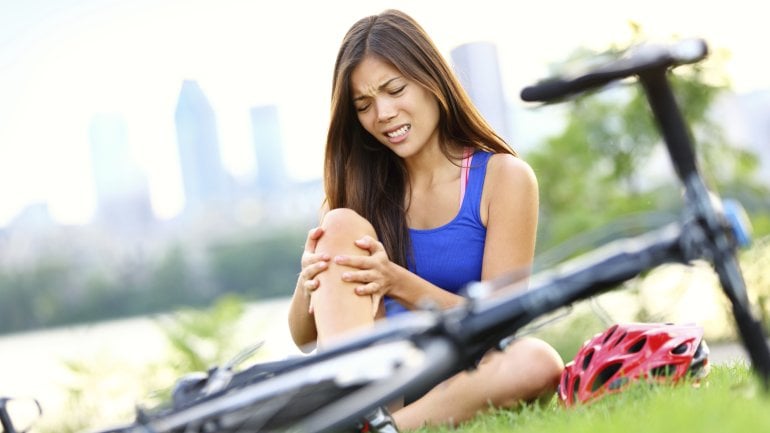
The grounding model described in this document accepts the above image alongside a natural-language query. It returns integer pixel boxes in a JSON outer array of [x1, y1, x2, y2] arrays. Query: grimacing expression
[[350, 56, 440, 159]]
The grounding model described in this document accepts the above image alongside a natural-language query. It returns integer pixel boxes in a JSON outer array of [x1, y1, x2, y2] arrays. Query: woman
[[288, 9, 563, 430]]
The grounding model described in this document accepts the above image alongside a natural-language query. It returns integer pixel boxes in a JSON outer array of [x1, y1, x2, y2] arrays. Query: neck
[[405, 145, 463, 191]]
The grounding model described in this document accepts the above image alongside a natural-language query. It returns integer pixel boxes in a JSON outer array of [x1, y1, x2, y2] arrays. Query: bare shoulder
[[480, 153, 539, 228], [486, 153, 538, 194]]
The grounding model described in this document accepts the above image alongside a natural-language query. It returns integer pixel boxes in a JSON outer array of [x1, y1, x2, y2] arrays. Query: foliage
[[155, 293, 248, 373], [207, 227, 306, 299], [525, 31, 768, 253], [0, 226, 305, 334], [530, 231, 770, 365], [0, 259, 70, 332], [35, 295, 255, 433]]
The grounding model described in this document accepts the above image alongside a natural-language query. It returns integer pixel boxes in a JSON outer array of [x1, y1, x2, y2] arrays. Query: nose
[[375, 98, 397, 123]]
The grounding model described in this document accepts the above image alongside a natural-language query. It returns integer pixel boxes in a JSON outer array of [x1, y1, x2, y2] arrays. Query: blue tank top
[[385, 151, 491, 316]]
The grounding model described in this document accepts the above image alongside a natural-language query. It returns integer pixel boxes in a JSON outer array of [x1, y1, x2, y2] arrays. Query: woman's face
[[350, 55, 440, 159]]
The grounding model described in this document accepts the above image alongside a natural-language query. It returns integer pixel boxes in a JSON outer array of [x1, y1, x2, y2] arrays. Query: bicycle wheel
[[104, 337, 458, 433]]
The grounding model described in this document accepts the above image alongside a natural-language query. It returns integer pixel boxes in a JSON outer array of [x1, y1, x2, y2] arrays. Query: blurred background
[[0, 0, 768, 431]]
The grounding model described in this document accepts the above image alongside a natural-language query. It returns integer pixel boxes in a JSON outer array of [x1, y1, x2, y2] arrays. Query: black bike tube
[[716, 253, 770, 389], [684, 175, 770, 389], [0, 401, 15, 433], [460, 223, 684, 350], [638, 69, 699, 183]]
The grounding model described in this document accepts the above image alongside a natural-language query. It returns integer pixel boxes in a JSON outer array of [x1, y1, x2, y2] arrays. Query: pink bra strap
[[459, 147, 473, 205]]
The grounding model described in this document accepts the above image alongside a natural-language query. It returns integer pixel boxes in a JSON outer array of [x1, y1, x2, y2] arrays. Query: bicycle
[[3, 37, 769, 433]]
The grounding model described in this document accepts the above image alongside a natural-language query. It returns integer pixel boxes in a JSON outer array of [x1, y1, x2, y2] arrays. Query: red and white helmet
[[558, 322, 710, 407]]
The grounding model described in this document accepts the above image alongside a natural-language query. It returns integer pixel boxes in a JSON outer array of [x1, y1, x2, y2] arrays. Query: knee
[[321, 208, 375, 238], [507, 337, 564, 399]]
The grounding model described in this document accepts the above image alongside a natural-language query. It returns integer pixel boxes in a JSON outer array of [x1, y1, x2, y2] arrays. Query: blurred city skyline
[[1, 0, 768, 226]]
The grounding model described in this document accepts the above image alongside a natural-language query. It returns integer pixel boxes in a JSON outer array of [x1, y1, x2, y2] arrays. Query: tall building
[[450, 41, 511, 142], [88, 112, 154, 232], [250, 105, 287, 192], [174, 80, 230, 213]]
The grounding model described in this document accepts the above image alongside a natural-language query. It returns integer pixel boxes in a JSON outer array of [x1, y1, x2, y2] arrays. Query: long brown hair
[[325, 9, 515, 267]]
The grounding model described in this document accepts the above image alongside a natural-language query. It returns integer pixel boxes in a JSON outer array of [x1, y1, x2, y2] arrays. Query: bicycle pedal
[[355, 406, 399, 433]]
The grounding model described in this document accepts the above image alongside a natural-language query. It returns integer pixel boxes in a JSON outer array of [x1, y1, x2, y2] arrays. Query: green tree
[[208, 227, 305, 299], [526, 34, 766, 254]]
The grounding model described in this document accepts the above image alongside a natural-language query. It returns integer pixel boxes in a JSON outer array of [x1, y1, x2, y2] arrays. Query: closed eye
[[388, 85, 406, 96]]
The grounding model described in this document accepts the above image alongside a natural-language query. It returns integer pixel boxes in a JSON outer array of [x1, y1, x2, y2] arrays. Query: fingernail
[[335, 256, 345, 263], [342, 272, 351, 281]]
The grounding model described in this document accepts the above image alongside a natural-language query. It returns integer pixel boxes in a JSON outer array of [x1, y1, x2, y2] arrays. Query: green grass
[[415, 363, 770, 433]]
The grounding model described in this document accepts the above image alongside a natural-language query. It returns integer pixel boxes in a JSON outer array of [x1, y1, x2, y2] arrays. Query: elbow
[[288, 318, 317, 353]]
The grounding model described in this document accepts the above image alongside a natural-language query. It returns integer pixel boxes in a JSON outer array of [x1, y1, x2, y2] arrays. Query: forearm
[[387, 263, 467, 311], [288, 276, 317, 351]]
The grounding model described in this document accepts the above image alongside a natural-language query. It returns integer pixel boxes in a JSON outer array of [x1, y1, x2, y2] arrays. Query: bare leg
[[394, 337, 564, 430], [312, 208, 379, 347]]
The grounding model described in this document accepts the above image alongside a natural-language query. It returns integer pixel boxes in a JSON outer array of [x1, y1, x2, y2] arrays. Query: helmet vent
[[611, 332, 627, 348], [572, 377, 581, 405], [650, 364, 677, 377], [672, 342, 689, 355], [608, 376, 629, 391], [592, 362, 622, 391], [582, 350, 594, 370], [628, 337, 646, 353], [602, 325, 618, 344]]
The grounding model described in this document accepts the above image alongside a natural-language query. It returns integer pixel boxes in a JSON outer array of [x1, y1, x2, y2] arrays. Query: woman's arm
[[288, 227, 327, 350], [288, 201, 334, 350], [480, 153, 539, 283], [337, 237, 467, 312]]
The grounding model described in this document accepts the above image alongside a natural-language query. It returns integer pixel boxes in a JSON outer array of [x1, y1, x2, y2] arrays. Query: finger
[[334, 254, 370, 269], [341, 269, 377, 284], [305, 260, 328, 280], [354, 281, 379, 296], [304, 227, 325, 252], [302, 251, 330, 270], [303, 278, 320, 293], [354, 235, 381, 253]]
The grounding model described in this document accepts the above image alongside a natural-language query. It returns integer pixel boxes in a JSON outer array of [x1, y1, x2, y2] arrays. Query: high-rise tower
[[174, 80, 230, 213], [88, 112, 154, 231], [450, 42, 511, 142]]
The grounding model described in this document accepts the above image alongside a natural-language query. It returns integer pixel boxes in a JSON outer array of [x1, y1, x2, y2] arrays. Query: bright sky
[[0, 0, 767, 225]]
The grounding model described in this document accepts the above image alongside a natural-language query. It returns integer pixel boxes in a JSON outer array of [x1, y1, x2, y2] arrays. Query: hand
[[335, 235, 396, 314], [299, 227, 330, 314]]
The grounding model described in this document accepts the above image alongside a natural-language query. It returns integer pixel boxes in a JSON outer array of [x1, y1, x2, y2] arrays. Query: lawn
[[417, 363, 769, 433]]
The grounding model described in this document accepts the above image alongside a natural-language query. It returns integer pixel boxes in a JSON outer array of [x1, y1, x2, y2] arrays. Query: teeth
[[387, 125, 410, 138]]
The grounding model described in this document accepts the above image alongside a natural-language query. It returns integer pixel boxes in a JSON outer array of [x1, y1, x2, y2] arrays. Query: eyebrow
[[352, 77, 402, 102]]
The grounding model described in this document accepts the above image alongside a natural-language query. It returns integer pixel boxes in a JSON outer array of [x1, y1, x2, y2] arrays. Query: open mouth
[[386, 124, 411, 138]]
